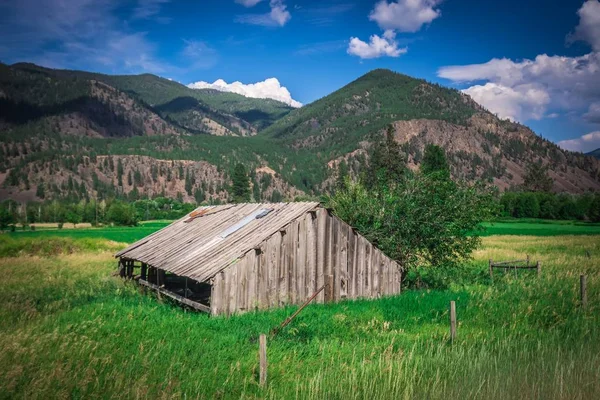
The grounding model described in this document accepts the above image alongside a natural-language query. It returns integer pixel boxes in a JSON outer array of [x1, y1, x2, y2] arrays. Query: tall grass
[[0, 235, 598, 399]]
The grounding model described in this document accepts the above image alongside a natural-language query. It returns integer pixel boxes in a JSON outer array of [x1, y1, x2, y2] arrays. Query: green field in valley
[[481, 219, 600, 236], [6, 221, 171, 243], [6, 219, 600, 244], [0, 226, 599, 398]]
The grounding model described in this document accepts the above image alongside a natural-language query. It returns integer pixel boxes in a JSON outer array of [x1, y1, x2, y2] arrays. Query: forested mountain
[[1, 64, 599, 204]]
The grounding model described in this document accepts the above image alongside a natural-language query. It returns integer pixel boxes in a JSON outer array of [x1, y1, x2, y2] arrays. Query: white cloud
[[235, 0, 291, 27], [188, 78, 302, 107], [235, 0, 265, 7], [347, 0, 442, 60], [438, 53, 600, 123], [584, 102, 600, 123], [369, 0, 442, 33], [558, 131, 600, 153], [462, 83, 550, 121], [348, 30, 407, 59], [567, 0, 600, 51], [438, 2, 600, 125]]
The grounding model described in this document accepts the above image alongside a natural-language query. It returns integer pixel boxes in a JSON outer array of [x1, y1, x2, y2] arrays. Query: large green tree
[[231, 163, 250, 203]]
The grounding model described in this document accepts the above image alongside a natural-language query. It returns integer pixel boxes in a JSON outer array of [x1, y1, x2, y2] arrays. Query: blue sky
[[1, 0, 600, 152]]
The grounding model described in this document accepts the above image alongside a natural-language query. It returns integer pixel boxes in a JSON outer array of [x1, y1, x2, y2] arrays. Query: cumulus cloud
[[438, 53, 600, 122], [462, 83, 550, 121], [348, 30, 407, 59], [558, 131, 600, 153], [348, 0, 442, 59], [369, 0, 442, 33], [235, 0, 291, 27], [438, 2, 600, 125], [567, 0, 600, 51], [187, 78, 302, 107]]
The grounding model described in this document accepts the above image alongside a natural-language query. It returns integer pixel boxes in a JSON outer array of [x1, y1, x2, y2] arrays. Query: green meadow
[[0, 225, 599, 398]]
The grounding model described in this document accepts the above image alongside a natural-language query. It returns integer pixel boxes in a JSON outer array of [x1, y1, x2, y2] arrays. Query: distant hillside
[[260, 69, 600, 193], [587, 148, 600, 159], [1, 65, 599, 203], [3, 63, 293, 136]]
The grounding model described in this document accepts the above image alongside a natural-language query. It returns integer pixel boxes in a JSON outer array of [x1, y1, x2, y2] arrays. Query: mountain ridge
[[1, 63, 599, 203]]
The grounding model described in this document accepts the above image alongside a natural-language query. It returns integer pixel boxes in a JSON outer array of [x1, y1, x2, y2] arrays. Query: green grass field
[[481, 219, 600, 236], [0, 231, 599, 399], [6, 219, 600, 244], [6, 221, 171, 243]]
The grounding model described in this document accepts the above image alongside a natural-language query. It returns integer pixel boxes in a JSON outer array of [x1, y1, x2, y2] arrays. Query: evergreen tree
[[232, 163, 250, 203], [421, 144, 450, 178], [367, 125, 405, 189]]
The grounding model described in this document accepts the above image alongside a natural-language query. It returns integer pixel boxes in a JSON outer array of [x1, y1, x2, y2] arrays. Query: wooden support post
[[127, 260, 134, 279], [580, 274, 587, 309], [141, 263, 147, 280], [324, 275, 334, 303], [489, 259, 493, 281], [449, 301, 457, 343], [259, 334, 267, 387], [118, 260, 126, 278], [157, 269, 166, 286], [537, 261, 541, 277]]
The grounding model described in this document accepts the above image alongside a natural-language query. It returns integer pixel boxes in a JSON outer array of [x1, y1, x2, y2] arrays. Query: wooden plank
[[316, 209, 326, 303], [237, 257, 247, 313], [258, 247, 267, 309], [307, 213, 317, 301], [297, 216, 306, 302], [248, 251, 258, 311], [332, 217, 340, 300], [279, 230, 288, 306], [259, 334, 267, 387], [324, 274, 334, 302], [339, 221, 349, 299], [268, 234, 280, 308], [211, 273, 221, 315], [357, 237, 365, 298], [139, 279, 210, 313], [289, 220, 298, 304], [364, 244, 371, 298], [347, 228, 356, 299], [372, 249, 379, 298]]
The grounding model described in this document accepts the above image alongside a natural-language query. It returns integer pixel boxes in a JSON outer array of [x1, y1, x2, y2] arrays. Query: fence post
[[580, 275, 587, 309], [489, 259, 493, 281], [449, 301, 457, 343], [259, 334, 267, 387], [536, 261, 541, 277]]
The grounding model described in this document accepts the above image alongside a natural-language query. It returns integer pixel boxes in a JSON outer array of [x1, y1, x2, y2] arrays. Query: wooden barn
[[115, 202, 402, 316]]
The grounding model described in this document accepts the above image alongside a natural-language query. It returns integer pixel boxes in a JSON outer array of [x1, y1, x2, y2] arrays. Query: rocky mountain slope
[[1, 65, 599, 203]]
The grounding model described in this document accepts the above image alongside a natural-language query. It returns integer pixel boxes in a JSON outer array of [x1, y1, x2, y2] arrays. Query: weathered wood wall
[[211, 209, 401, 316]]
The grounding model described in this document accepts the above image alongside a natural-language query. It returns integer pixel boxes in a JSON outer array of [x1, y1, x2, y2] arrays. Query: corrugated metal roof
[[115, 202, 320, 283]]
